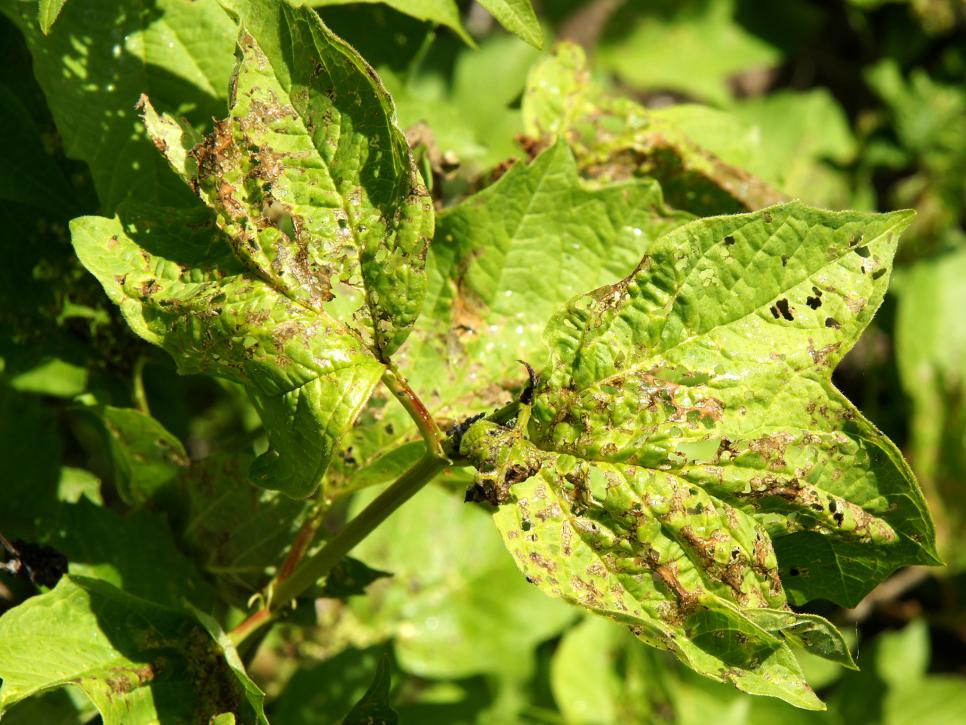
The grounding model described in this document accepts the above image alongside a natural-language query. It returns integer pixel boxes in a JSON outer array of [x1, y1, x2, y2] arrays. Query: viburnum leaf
[[70, 205, 383, 497], [522, 42, 784, 215], [330, 142, 691, 492], [71, 2, 434, 496], [0, 576, 267, 723], [143, 0, 434, 358], [459, 202, 938, 708]]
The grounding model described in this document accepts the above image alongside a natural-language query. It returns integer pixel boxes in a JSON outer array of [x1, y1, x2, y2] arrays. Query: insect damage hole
[[806, 286, 823, 309], [769, 298, 794, 321]]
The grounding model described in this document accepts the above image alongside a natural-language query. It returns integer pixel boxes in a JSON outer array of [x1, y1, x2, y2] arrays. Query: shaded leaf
[[342, 654, 397, 725], [0, 0, 238, 212], [71, 405, 189, 507], [174, 453, 310, 603], [0, 576, 265, 723], [307, 0, 473, 46], [319, 556, 392, 599], [460, 202, 937, 707]]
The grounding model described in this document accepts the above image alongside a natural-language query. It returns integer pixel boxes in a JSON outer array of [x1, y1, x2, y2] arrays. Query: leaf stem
[[380, 367, 447, 459], [132, 355, 150, 415], [227, 451, 449, 648]]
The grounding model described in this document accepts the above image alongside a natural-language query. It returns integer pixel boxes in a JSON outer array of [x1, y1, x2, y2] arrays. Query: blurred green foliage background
[[1, 0, 965, 722]]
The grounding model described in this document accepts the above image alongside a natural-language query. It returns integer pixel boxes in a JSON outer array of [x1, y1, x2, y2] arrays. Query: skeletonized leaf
[[460, 202, 937, 708], [70, 204, 384, 497], [144, 1, 434, 358], [522, 42, 783, 215], [0, 576, 266, 723]]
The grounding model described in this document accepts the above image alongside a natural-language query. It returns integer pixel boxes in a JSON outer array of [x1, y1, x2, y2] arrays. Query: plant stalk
[[228, 451, 449, 648], [381, 367, 447, 458]]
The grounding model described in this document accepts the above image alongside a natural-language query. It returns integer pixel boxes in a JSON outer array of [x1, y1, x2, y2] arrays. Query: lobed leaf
[[460, 202, 938, 707], [334, 142, 692, 488]]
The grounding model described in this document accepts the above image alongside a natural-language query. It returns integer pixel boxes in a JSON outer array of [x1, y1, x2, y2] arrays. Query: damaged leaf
[[143, 0, 434, 358], [522, 42, 784, 215], [460, 202, 937, 708], [70, 205, 384, 497], [71, 1, 436, 493], [337, 141, 692, 481]]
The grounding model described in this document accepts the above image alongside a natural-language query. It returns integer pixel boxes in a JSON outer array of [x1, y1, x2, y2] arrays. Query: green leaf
[[0, 0, 238, 212], [42, 498, 218, 610], [460, 202, 937, 708], [343, 654, 398, 725], [70, 204, 384, 497], [475, 0, 543, 48], [339, 142, 691, 481], [0, 576, 266, 723], [0, 82, 75, 210], [145, 1, 434, 358], [36, 0, 66, 34], [409, 141, 692, 413], [318, 556, 391, 599], [522, 43, 784, 215], [382, 33, 540, 174], [306, 0, 474, 46], [0, 386, 62, 538], [71, 405, 188, 507], [594, 0, 786, 106]]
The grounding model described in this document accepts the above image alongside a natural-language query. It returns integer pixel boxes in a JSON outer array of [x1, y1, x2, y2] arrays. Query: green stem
[[132, 355, 150, 415], [228, 451, 449, 648], [381, 367, 447, 459]]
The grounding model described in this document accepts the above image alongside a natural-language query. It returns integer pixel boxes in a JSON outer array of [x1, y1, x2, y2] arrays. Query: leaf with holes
[[70, 205, 383, 498], [70, 1, 434, 496], [522, 42, 783, 215], [459, 202, 938, 709], [143, 0, 433, 358]]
